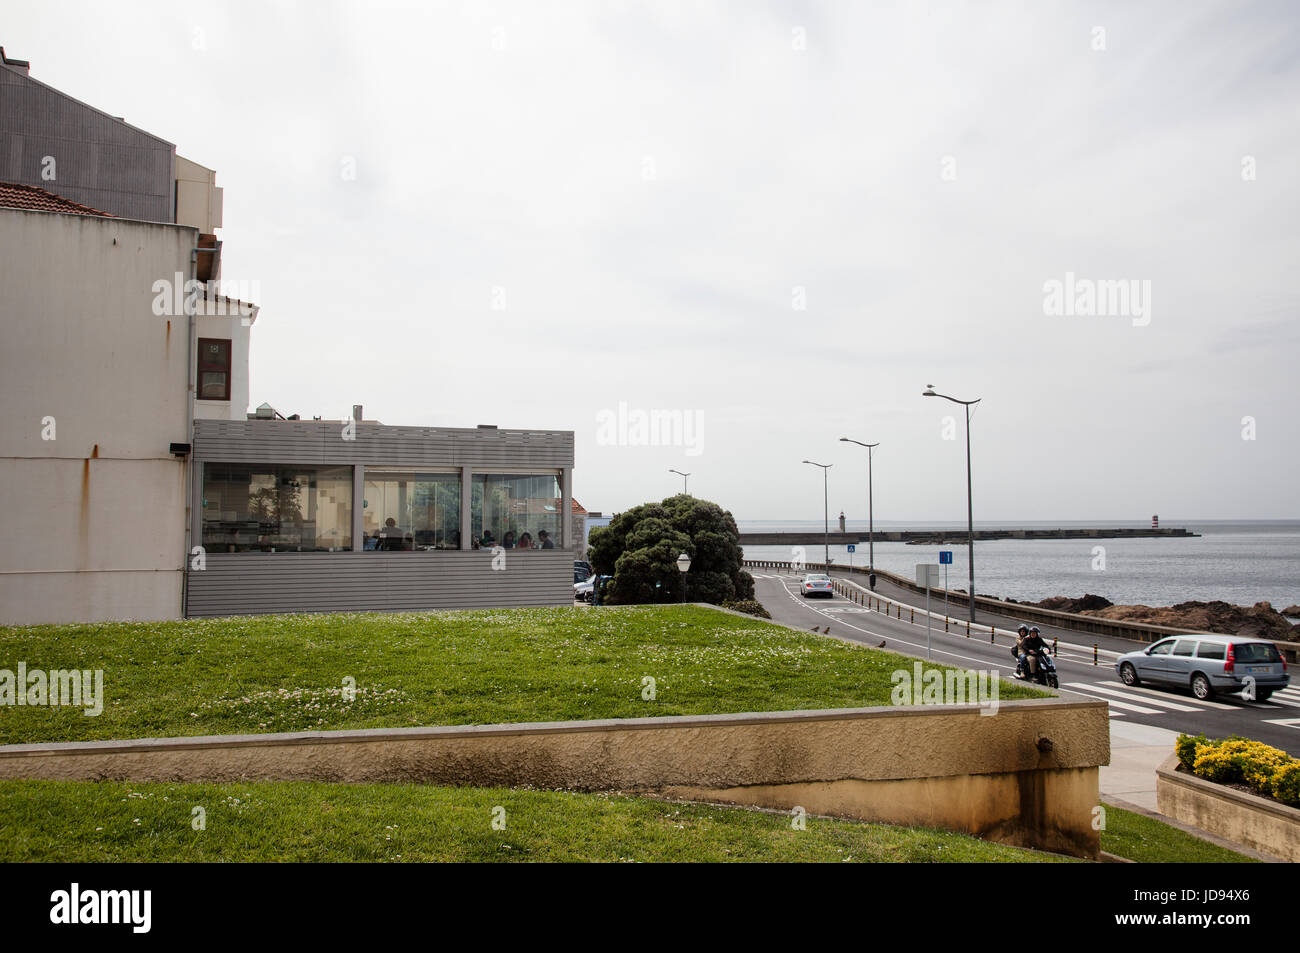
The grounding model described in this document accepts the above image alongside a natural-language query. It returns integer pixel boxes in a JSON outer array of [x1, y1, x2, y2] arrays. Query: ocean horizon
[[736, 519, 1300, 612]]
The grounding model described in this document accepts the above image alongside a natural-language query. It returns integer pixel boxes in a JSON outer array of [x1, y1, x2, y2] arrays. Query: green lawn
[[0, 779, 1067, 863], [1099, 802, 1256, 863], [0, 605, 1041, 744]]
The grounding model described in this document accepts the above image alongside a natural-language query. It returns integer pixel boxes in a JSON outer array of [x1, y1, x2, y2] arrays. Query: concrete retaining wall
[[1155, 754, 1300, 861], [0, 697, 1109, 858]]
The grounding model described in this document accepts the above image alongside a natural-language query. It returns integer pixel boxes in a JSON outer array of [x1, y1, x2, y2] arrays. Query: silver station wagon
[[1115, 633, 1290, 701]]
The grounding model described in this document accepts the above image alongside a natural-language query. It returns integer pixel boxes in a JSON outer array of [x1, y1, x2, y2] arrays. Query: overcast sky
[[7, 1, 1299, 522]]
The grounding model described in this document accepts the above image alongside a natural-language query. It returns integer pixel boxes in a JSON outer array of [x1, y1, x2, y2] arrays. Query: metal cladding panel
[[192, 419, 574, 469], [185, 550, 574, 616], [0, 68, 175, 222]]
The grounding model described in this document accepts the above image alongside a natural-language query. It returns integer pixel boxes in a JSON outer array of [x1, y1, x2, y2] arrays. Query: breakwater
[[738, 527, 1198, 546]]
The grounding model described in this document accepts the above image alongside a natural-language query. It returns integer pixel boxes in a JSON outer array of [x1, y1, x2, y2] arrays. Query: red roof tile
[[0, 182, 114, 217]]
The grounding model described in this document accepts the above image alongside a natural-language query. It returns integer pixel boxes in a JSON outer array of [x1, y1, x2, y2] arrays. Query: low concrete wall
[[1155, 754, 1300, 861], [0, 697, 1109, 858]]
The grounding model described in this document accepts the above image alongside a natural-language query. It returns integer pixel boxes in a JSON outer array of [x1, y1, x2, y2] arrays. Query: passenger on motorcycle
[[1018, 625, 1049, 680], [1011, 624, 1030, 672]]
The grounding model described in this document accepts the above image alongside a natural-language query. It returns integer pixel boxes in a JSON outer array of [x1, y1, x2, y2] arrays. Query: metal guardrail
[[742, 559, 1300, 664]]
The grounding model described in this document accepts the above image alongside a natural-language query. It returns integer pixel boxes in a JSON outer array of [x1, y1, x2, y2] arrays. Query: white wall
[[194, 307, 253, 421], [0, 209, 196, 623]]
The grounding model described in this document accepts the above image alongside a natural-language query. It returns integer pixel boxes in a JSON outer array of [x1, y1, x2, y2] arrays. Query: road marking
[[1263, 718, 1300, 730], [1262, 696, 1300, 709], [1102, 682, 1238, 711], [1060, 687, 1165, 714], [1064, 682, 1199, 712]]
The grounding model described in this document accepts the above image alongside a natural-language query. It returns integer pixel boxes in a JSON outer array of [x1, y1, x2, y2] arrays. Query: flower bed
[[1175, 734, 1300, 807]]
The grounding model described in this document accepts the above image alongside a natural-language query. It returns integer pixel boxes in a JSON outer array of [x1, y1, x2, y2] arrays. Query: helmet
[[1017, 624, 1029, 634], [1029, 626, 1040, 634]]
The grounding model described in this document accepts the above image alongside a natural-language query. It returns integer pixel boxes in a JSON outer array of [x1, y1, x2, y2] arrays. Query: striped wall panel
[[192, 420, 574, 470], [1, 68, 175, 222], [185, 550, 574, 617]]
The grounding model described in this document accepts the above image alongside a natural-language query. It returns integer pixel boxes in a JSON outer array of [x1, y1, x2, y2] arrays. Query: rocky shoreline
[[1003, 593, 1299, 642]]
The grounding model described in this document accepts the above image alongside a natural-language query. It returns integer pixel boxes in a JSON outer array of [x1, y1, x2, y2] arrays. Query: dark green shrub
[[722, 599, 771, 619]]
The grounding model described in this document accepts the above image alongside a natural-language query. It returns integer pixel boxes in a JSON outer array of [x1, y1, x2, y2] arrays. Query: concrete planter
[[1155, 754, 1300, 861], [0, 696, 1109, 858]]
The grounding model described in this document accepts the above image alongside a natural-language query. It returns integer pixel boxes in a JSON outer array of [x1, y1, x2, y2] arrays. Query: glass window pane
[[363, 470, 460, 551], [471, 473, 562, 549], [202, 464, 352, 552], [199, 371, 228, 398]]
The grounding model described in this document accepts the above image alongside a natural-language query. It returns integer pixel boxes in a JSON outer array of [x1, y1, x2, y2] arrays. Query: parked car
[[574, 560, 593, 583], [1115, 633, 1289, 701], [800, 573, 834, 598], [574, 573, 611, 603]]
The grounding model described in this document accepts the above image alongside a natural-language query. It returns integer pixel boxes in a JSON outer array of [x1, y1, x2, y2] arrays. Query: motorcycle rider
[[1019, 625, 1050, 682], [1011, 624, 1030, 677]]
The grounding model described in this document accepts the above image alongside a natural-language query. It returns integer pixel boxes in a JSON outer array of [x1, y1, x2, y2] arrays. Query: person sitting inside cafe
[[516, 532, 533, 550], [380, 517, 405, 551], [501, 531, 516, 549], [538, 529, 556, 549]]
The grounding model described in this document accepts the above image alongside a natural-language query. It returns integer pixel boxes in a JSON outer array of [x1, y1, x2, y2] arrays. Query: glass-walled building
[[187, 419, 574, 616]]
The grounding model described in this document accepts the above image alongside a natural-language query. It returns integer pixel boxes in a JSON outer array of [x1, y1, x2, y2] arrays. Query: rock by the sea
[[1083, 600, 1296, 642]]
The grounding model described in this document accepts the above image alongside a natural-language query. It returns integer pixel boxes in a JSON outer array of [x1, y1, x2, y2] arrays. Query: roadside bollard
[[965, 620, 970, 637], [990, 626, 995, 644], [910, 608, 914, 623], [1053, 637, 1058, 655], [1093, 643, 1098, 666], [945, 618, 949, 632]]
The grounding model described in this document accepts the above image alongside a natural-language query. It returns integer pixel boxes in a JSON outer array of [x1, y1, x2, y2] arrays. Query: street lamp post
[[839, 438, 879, 570], [802, 460, 832, 572], [922, 385, 980, 624], [676, 552, 691, 603], [668, 469, 690, 496]]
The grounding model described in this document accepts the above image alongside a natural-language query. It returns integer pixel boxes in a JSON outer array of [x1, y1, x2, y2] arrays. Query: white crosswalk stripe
[[1263, 718, 1300, 730], [1066, 682, 1200, 712], [1062, 686, 1165, 714], [1107, 682, 1239, 711]]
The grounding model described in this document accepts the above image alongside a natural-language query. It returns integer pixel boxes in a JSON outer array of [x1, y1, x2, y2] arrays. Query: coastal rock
[[1283, 604, 1300, 617], [1028, 593, 1114, 614], [1081, 600, 1297, 642]]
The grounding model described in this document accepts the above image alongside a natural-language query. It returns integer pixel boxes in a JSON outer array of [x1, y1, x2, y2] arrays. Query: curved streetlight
[[676, 551, 692, 603], [668, 469, 690, 495], [802, 460, 832, 572], [922, 385, 980, 623], [839, 438, 879, 571]]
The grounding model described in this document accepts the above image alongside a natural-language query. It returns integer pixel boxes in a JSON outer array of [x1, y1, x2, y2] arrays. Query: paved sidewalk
[[1101, 719, 1179, 810]]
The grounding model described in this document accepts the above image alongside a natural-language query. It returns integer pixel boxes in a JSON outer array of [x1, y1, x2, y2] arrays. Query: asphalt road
[[751, 569, 1300, 756]]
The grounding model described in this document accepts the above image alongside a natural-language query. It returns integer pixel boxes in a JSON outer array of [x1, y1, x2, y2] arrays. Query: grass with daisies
[[0, 604, 1043, 744]]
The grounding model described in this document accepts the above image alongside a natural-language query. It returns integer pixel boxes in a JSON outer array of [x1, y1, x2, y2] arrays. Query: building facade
[[186, 419, 575, 616], [0, 48, 574, 624]]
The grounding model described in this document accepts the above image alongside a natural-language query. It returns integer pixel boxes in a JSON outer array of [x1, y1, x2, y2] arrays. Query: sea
[[737, 520, 1300, 616]]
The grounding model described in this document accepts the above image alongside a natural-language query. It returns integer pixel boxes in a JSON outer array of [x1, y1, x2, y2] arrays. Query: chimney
[[352, 405, 363, 422]]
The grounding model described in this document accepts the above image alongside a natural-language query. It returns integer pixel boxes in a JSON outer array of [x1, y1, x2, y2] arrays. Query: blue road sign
[[846, 544, 856, 553], [939, 550, 953, 564]]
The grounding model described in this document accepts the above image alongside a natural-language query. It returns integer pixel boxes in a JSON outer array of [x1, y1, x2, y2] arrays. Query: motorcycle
[[1014, 648, 1059, 689]]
